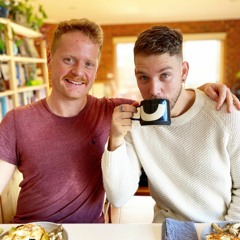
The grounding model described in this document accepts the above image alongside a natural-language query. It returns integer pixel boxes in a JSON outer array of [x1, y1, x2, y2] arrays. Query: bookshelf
[[0, 17, 49, 121], [0, 18, 50, 222]]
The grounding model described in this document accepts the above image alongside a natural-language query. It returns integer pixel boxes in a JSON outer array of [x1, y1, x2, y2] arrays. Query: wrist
[[108, 136, 124, 151]]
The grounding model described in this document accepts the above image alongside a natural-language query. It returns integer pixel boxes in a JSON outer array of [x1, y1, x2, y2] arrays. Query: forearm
[[108, 135, 124, 151], [102, 142, 140, 207]]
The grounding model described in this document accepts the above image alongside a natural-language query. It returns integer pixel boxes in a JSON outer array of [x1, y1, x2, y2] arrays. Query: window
[[182, 33, 226, 88], [114, 37, 139, 99]]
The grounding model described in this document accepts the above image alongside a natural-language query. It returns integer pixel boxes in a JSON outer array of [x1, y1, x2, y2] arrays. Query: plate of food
[[0, 221, 68, 240], [201, 221, 240, 240]]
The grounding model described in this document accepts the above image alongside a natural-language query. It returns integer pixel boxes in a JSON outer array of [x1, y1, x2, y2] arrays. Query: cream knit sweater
[[102, 89, 240, 223]]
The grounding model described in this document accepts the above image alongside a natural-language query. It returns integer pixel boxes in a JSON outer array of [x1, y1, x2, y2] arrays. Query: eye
[[160, 73, 170, 81], [85, 61, 96, 69], [63, 57, 75, 65], [137, 75, 148, 83]]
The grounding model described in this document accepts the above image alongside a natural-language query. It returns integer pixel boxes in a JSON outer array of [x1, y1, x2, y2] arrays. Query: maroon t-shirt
[[0, 94, 133, 223]]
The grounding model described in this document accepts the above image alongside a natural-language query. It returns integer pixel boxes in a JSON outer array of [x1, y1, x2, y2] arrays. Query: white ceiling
[[34, 0, 240, 25]]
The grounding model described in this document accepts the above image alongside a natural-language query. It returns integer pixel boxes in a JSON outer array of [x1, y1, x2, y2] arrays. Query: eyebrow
[[158, 66, 173, 73], [135, 66, 173, 75]]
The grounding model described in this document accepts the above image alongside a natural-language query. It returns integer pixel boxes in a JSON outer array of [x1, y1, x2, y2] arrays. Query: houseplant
[[0, 20, 22, 55], [0, 22, 7, 54], [8, 0, 47, 30]]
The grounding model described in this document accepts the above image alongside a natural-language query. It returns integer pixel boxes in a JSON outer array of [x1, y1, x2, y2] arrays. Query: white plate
[[0, 221, 68, 240], [200, 221, 237, 240]]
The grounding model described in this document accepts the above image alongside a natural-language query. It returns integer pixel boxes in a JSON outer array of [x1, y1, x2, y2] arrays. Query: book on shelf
[[0, 96, 13, 121], [18, 89, 46, 106], [0, 62, 10, 81], [0, 96, 7, 120], [0, 69, 6, 92], [0, 62, 10, 90], [22, 38, 40, 58], [1, 62, 27, 88], [18, 92, 35, 105], [17, 39, 29, 57], [24, 63, 37, 81], [16, 63, 27, 87]]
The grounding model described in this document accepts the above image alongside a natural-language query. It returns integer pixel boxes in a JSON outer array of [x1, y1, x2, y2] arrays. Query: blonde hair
[[51, 18, 103, 55]]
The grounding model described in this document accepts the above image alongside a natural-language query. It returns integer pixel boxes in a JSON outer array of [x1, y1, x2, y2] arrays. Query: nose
[[149, 79, 162, 98], [71, 62, 85, 77]]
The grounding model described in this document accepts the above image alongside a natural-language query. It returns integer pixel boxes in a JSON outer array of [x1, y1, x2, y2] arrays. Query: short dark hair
[[51, 18, 103, 55], [134, 26, 183, 58]]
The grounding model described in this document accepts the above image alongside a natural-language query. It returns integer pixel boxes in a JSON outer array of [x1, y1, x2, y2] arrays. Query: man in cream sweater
[[101, 25, 240, 223]]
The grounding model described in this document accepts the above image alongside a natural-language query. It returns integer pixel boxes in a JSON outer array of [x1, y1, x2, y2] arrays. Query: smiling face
[[48, 31, 100, 101], [134, 53, 189, 110]]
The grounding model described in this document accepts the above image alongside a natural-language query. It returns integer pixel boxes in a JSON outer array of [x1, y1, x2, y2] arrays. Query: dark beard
[[169, 84, 182, 110]]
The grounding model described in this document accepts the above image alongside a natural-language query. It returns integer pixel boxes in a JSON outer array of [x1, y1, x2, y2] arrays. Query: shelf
[[0, 84, 48, 97], [16, 84, 48, 93], [0, 90, 15, 97], [0, 18, 42, 38], [0, 18, 49, 115], [0, 55, 11, 61], [0, 55, 47, 63], [14, 56, 47, 63]]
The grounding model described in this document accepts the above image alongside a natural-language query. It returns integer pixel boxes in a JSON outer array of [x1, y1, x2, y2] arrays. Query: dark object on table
[[162, 218, 198, 240]]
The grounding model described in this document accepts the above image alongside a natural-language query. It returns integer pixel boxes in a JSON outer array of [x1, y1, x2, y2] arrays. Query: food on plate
[[2, 223, 49, 240], [1, 223, 64, 240], [0, 227, 3, 235], [206, 232, 239, 239], [48, 224, 64, 240], [205, 222, 240, 239]]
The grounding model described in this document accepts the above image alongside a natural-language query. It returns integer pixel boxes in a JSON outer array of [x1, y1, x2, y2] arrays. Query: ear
[[181, 61, 189, 81]]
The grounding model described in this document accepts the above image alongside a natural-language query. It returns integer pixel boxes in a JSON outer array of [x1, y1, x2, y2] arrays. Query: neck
[[171, 89, 195, 117], [46, 93, 87, 117]]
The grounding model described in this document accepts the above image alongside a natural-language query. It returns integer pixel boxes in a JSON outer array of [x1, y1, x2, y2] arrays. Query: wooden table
[[0, 222, 209, 239]]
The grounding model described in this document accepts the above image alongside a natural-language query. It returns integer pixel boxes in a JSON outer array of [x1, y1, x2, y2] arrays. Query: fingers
[[233, 94, 240, 110], [204, 83, 220, 102], [205, 83, 240, 112], [111, 104, 137, 136], [108, 104, 136, 151], [119, 105, 125, 112], [215, 86, 240, 112], [215, 86, 229, 111], [225, 88, 233, 113], [117, 104, 137, 113], [113, 105, 137, 129]]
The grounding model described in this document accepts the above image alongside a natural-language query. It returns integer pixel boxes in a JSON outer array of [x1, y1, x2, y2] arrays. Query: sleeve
[[225, 110, 240, 220], [0, 110, 18, 165], [101, 138, 142, 208]]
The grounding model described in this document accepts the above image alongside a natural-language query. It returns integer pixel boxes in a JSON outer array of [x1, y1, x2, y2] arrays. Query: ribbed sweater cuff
[[102, 141, 127, 169]]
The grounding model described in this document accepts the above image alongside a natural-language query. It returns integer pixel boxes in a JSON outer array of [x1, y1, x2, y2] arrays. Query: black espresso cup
[[132, 99, 171, 126]]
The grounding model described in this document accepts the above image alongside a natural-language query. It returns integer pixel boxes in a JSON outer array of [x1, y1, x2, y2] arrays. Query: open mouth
[[65, 79, 84, 85]]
